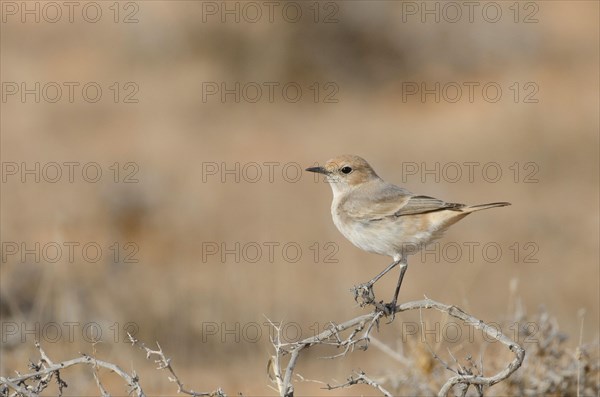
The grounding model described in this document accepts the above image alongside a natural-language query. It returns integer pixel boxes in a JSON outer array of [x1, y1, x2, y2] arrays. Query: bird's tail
[[464, 202, 511, 212]]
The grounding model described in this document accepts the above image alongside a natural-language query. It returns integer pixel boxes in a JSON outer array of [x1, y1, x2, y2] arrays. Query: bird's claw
[[352, 283, 375, 306], [373, 301, 397, 322], [353, 284, 398, 322]]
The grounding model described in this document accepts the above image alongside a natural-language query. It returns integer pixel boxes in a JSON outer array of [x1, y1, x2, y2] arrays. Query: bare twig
[[267, 311, 383, 396], [419, 307, 458, 376], [93, 371, 111, 397], [127, 333, 226, 397], [269, 298, 525, 397], [0, 351, 144, 397], [1, 337, 226, 397], [324, 370, 393, 397], [411, 300, 526, 397], [0, 378, 37, 397]]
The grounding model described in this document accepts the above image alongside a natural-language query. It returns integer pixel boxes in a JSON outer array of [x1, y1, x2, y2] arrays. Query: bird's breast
[[331, 199, 393, 256]]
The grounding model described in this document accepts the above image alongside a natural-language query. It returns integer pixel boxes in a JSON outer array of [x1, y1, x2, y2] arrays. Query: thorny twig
[[127, 333, 226, 397], [0, 337, 226, 397], [268, 299, 525, 397], [324, 370, 393, 397], [0, 341, 144, 397]]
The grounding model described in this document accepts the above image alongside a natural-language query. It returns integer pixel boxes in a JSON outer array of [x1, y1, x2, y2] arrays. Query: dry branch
[[268, 298, 525, 397], [324, 370, 393, 397], [0, 339, 225, 397]]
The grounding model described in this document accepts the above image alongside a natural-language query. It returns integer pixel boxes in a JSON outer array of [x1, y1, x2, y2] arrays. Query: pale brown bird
[[306, 155, 510, 316]]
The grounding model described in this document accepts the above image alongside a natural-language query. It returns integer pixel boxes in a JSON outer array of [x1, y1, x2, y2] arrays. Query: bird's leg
[[382, 261, 408, 320], [353, 259, 400, 306], [368, 259, 401, 285]]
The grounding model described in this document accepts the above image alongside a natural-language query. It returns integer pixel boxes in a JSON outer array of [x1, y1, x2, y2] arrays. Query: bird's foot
[[352, 282, 375, 306], [374, 301, 398, 323]]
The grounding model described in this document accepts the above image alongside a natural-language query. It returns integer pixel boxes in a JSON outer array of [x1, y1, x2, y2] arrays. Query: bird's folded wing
[[345, 190, 463, 221], [343, 185, 410, 221], [393, 195, 464, 216]]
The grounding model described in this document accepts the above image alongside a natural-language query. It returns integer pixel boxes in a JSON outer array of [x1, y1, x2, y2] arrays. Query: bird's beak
[[305, 166, 329, 175]]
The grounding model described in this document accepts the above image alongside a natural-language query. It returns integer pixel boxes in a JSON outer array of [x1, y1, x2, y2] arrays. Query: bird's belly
[[333, 215, 440, 258]]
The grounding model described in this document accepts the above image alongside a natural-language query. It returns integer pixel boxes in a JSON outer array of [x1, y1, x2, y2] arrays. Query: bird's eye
[[341, 166, 353, 174]]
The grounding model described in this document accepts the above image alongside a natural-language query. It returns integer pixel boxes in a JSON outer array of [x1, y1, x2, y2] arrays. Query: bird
[[306, 154, 510, 317]]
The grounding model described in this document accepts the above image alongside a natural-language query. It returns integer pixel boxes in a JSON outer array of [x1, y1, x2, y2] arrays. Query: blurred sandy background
[[1, 1, 598, 395]]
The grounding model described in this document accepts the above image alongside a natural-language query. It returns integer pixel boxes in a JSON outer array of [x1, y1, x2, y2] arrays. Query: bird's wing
[[393, 195, 464, 216], [341, 184, 411, 221], [343, 185, 463, 222]]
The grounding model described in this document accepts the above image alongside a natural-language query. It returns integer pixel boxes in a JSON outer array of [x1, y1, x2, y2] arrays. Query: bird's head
[[306, 155, 380, 196]]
